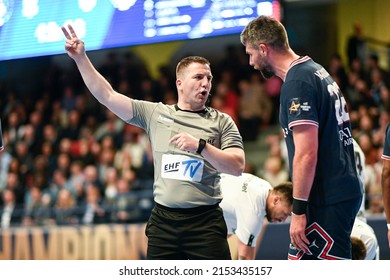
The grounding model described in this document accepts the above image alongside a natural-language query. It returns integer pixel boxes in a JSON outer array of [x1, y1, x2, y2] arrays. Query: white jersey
[[351, 218, 379, 260], [353, 139, 366, 220], [220, 173, 272, 247]]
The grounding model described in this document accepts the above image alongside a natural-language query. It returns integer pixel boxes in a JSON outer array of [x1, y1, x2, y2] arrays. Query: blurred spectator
[[346, 21, 368, 70], [60, 109, 82, 140], [97, 146, 116, 185], [52, 188, 78, 225], [0, 145, 11, 191], [327, 53, 349, 92], [3, 171, 24, 205], [22, 186, 52, 226], [13, 140, 34, 184], [54, 152, 72, 177], [0, 189, 23, 228], [40, 141, 57, 176], [67, 160, 85, 200], [80, 183, 108, 225], [366, 194, 384, 216], [113, 126, 152, 183], [109, 177, 140, 223], [61, 85, 77, 113], [103, 166, 119, 207], [237, 76, 272, 141], [211, 81, 239, 125], [82, 165, 103, 200], [369, 68, 387, 107], [72, 137, 96, 166], [94, 109, 124, 143], [366, 53, 390, 87], [47, 169, 76, 206], [264, 76, 282, 125], [344, 72, 366, 112], [5, 110, 24, 151], [258, 156, 289, 187]]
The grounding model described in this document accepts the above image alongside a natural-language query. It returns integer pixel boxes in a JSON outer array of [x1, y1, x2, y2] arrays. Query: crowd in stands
[[0, 40, 389, 228]]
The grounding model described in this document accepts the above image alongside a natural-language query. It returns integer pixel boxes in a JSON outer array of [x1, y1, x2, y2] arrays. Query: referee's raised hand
[[61, 24, 85, 60]]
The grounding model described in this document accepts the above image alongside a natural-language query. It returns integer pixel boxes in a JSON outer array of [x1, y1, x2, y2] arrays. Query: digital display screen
[[0, 0, 281, 61]]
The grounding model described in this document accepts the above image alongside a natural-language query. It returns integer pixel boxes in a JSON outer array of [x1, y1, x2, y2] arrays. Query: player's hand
[[61, 24, 85, 59], [290, 213, 310, 253], [169, 132, 198, 153]]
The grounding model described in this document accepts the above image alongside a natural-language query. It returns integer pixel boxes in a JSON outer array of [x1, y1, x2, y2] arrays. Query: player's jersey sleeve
[[282, 79, 319, 130], [127, 99, 159, 131]]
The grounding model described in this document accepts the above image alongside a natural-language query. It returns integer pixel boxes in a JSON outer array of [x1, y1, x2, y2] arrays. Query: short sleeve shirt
[[128, 100, 244, 208], [219, 173, 272, 247]]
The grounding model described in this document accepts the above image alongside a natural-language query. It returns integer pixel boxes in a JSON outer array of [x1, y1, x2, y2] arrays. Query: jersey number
[[327, 82, 350, 125]]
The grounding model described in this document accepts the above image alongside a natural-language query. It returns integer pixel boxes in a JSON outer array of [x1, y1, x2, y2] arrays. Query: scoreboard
[[0, 0, 281, 61]]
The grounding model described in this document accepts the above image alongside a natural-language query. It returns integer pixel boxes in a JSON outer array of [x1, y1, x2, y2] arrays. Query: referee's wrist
[[196, 138, 206, 154]]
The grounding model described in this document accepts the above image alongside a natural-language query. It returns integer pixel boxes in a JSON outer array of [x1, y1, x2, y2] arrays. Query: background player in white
[[353, 138, 367, 221], [351, 217, 379, 260], [352, 138, 379, 259], [219, 173, 292, 260]]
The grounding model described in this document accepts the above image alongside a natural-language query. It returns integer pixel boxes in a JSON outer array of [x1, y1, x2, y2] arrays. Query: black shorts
[[145, 202, 231, 260], [288, 197, 361, 260]]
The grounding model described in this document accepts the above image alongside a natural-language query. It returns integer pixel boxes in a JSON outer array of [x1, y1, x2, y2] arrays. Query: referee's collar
[[174, 104, 209, 114]]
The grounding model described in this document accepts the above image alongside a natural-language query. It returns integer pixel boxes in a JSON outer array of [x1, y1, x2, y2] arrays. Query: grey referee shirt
[[128, 100, 243, 208]]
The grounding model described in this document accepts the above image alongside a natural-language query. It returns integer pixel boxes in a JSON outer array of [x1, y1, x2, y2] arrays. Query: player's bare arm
[[61, 24, 133, 122], [290, 124, 318, 253], [237, 239, 256, 260]]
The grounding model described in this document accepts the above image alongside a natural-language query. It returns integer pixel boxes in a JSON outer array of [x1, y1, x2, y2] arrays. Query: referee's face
[[176, 62, 212, 110]]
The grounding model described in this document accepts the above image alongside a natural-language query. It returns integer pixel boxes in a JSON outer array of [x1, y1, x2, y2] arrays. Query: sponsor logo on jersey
[[300, 102, 311, 112], [161, 154, 204, 182], [158, 115, 174, 123]]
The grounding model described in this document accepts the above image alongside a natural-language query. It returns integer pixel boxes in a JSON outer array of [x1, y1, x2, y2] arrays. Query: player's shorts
[[288, 197, 361, 260], [145, 202, 231, 260]]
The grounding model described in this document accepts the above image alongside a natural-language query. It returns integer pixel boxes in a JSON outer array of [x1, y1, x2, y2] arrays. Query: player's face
[[266, 198, 292, 223], [245, 44, 275, 79], [176, 62, 212, 109]]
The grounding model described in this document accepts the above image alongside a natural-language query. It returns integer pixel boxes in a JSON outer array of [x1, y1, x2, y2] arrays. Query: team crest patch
[[288, 98, 301, 115], [288, 98, 312, 116]]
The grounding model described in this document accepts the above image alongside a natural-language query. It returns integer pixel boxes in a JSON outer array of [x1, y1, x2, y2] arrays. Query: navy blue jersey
[[382, 123, 390, 160], [279, 56, 363, 206]]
